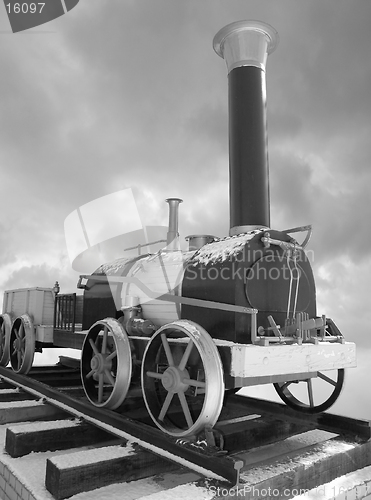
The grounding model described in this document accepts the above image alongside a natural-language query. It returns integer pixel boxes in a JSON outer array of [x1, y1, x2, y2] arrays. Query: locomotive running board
[[79, 274, 257, 315]]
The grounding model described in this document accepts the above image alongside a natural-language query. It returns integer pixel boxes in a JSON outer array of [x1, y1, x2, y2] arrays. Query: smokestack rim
[[213, 20, 279, 60], [165, 197, 183, 204]]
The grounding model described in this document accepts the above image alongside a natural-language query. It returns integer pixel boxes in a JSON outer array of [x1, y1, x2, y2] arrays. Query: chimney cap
[[165, 197, 183, 204], [213, 20, 279, 60]]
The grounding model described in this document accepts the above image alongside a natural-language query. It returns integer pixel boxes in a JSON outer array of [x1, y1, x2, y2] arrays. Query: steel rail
[[230, 394, 371, 440], [1, 366, 370, 487], [0, 366, 238, 484]]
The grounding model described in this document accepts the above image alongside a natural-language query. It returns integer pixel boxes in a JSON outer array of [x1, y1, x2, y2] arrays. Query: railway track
[[0, 359, 370, 499]]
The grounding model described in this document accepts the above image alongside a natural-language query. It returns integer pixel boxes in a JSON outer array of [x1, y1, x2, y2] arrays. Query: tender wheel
[[0, 313, 12, 366], [81, 318, 132, 409], [141, 320, 225, 437], [274, 369, 345, 414], [10, 315, 35, 374]]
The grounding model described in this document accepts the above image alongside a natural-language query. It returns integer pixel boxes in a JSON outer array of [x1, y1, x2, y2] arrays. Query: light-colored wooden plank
[[216, 341, 356, 379], [0, 400, 68, 424], [0, 388, 36, 402]]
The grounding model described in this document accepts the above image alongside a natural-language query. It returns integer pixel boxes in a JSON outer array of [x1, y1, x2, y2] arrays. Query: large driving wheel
[[0, 313, 12, 366], [81, 318, 132, 409], [274, 369, 345, 414], [10, 315, 35, 374], [141, 320, 224, 437]]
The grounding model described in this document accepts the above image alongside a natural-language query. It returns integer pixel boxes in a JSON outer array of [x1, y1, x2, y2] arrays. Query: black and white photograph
[[0, 1, 370, 499]]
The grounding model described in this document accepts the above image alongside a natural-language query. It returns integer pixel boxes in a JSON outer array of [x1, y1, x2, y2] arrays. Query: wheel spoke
[[89, 338, 99, 356], [307, 379, 314, 407], [161, 334, 174, 367], [317, 371, 337, 386], [86, 369, 95, 379], [98, 373, 104, 403], [280, 381, 292, 392], [158, 391, 174, 421], [178, 340, 193, 371], [105, 369, 115, 387], [183, 378, 206, 388], [102, 326, 108, 354], [106, 350, 117, 362], [146, 370, 164, 380], [178, 391, 193, 428], [17, 350, 22, 370]]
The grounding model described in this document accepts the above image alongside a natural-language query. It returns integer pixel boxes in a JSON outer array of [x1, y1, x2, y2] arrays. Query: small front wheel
[[274, 369, 345, 413]]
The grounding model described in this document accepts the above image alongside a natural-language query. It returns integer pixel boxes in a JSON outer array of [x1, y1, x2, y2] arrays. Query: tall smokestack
[[213, 21, 279, 235]]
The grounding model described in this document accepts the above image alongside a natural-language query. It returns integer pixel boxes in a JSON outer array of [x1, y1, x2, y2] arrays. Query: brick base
[[0, 461, 36, 500]]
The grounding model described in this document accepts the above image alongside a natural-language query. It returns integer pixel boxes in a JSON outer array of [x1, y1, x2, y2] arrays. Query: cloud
[[1, 261, 76, 293], [0, 1, 370, 360]]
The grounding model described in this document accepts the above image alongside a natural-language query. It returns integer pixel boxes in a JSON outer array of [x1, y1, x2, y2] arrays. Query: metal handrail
[[54, 293, 77, 332]]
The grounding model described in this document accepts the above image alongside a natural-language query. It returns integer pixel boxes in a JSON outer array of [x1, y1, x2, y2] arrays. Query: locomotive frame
[[0, 20, 356, 440]]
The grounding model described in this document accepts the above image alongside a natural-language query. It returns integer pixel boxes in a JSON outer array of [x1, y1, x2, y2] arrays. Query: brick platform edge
[[1, 452, 371, 500], [0, 460, 36, 500], [291, 465, 371, 500]]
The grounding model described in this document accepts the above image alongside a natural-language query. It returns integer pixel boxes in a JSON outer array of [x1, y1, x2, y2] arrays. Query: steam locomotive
[[0, 21, 356, 438]]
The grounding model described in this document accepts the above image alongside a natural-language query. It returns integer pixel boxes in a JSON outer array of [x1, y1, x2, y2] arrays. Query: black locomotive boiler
[[0, 21, 356, 438]]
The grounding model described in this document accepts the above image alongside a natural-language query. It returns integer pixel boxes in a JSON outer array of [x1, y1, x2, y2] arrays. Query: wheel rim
[[81, 318, 132, 409], [141, 320, 224, 437], [273, 369, 345, 414], [0, 314, 12, 366], [10, 315, 35, 374]]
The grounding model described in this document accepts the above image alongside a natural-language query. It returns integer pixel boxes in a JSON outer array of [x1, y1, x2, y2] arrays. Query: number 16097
[[6, 3, 45, 14]]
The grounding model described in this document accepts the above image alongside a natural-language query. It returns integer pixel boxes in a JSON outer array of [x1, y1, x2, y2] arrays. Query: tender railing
[[54, 293, 83, 332]]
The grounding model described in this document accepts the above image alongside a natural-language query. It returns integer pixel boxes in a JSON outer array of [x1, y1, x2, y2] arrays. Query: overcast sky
[[0, 0, 370, 417]]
